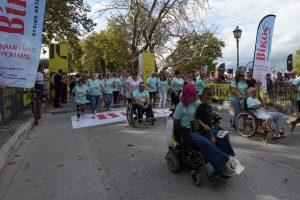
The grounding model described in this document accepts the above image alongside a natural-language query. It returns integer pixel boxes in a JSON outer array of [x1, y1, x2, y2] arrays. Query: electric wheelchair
[[235, 97, 278, 143], [126, 102, 154, 128], [165, 111, 230, 186]]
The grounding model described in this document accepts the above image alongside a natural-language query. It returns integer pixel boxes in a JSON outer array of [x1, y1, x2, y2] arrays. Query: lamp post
[[233, 26, 242, 69]]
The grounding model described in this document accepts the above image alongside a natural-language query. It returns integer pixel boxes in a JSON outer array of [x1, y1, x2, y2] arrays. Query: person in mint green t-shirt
[[173, 83, 244, 175], [112, 73, 122, 106], [72, 79, 89, 121], [103, 72, 114, 111], [170, 70, 184, 107], [133, 82, 154, 123], [196, 72, 206, 100], [290, 76, 300, 132], [87, 72, 103, 118], [229, 69, 248, 128], [147, 72, 158, 107], [158, 74, 168, 108]]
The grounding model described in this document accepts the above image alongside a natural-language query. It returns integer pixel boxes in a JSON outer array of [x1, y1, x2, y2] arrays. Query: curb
[[0, 118, 34, 172]]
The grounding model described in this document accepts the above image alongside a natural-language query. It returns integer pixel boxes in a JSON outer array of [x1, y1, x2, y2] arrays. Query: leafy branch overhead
[[95, 0, 210, 68], [43, 0, 96, 44]]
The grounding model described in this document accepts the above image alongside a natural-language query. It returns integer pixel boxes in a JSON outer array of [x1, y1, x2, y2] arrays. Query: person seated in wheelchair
[[132, 82, 155, 123], [246, 87, 287, 138], [195, 88, 232, 146], [173, 83, 244, 177]]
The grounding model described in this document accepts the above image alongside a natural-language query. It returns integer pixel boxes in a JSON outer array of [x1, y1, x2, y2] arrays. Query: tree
[[95, 0, 209, 68], [80, 21, 131, 73], [166, 32, 225, 72], [43, 0, 95, 44]]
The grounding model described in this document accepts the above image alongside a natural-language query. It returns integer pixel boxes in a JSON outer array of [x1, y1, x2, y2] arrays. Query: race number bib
[[216, 130, 230, 138]]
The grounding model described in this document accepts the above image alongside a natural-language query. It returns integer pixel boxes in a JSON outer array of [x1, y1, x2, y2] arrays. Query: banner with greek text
[[0, 0, 46, 88], [253, 15, 276, 93]]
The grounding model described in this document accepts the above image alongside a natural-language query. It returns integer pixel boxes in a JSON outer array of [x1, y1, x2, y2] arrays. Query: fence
[[0, 88, 31, 126]]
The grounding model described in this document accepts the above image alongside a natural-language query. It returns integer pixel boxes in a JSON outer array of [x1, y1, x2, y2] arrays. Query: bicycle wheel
[[37, 99, 42, 119], [236, 112, 257, 138], [32, 100, 38, 125]]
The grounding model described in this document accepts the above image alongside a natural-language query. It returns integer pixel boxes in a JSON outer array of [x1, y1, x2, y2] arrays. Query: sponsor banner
[[0, 0, 47, 88], [253, 15, 276, 93], [71, 108, 171, 129], [48, 43, 68, 99], [48, 44, 69, 73], [287, 54, 293, 72], [205, 82, 263, 101], [142, 53, 155, 81]]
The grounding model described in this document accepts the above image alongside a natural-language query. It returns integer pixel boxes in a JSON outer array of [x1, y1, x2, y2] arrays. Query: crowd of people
[[32, 65, 300, 135]]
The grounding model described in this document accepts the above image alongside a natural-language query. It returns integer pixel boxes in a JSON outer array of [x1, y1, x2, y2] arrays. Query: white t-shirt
[[125, 76, 143, 98], [36, 72, 44, 85]]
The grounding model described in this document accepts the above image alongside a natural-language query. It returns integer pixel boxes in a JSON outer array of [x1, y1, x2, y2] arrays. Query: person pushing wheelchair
[[173, 83, 244, 177], [132, 82, 155, 123]]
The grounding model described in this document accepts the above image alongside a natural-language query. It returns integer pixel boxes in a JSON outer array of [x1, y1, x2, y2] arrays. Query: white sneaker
[[230, 156, 245, 175]]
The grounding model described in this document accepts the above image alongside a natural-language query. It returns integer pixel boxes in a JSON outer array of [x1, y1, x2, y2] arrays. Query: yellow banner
[[48, 43, 69, 73], [142, 53, 155, 81], [205, 82, 263, 101]]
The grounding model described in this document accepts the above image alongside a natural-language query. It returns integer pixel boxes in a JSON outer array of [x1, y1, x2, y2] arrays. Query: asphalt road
[[0, 106, 299, 200]]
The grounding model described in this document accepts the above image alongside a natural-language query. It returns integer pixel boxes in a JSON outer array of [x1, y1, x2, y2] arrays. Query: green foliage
[[167, 32, 225, 72], [43, 0, 95, 44], [80, 20, 131, 73], [294, 48, 300, 71]]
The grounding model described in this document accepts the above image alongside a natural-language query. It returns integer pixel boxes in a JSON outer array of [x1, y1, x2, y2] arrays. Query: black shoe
[[58, 105, 63, 108], [138, 119, 143, 124]]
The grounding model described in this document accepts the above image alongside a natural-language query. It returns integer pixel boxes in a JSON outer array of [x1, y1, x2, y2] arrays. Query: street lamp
[[233, 26, 242, 69]]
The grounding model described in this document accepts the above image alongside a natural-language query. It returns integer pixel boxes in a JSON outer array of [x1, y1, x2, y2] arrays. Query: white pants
[[253, 110, 284, 131], [159, 92, 167, 107]]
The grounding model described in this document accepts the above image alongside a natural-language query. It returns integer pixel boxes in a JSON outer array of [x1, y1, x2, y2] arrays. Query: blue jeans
[[90, 95, 100, 114], [183, 131, 230, 172], [200, 129, 235, 157], [104, 93, 112, 109]]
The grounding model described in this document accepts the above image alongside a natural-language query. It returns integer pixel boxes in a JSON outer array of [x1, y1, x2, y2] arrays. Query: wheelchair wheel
[[191, 170, 201, 186], [126, 103, 135, 128], [165, 151, 181, 173], [236, 112, 257, 138]]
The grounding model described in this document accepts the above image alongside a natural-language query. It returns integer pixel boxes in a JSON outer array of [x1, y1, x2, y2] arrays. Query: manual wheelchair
[[235, 98, 277, 143], [126, 102, 154, 128], [165, 112, 230, 186]]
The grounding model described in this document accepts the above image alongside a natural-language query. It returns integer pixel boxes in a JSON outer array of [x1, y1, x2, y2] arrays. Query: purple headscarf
[[180, 83, 197, 106]]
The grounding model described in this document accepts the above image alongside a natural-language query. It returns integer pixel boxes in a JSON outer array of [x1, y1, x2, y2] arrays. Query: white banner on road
[[253, 15, 276, 93], [0, 0, 46, 88], [71, 108, 172, 129]]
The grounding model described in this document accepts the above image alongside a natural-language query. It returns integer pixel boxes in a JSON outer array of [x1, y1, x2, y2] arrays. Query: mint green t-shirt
[[246, 96, 261, 109], [133, 90, 149, 102], [196, 79, 205, 95], [112, 77, 122, 92], [158, 80, 168, 93], [104, 78, 114, 94], [292, 77, 300, 101], [147, 77, 158, 92], [87, 79, 101, 96], [72, 85, 89, 104], [173, 102, 200, 128], [229, 80, 248, 101], [171, 77, 184, 92]]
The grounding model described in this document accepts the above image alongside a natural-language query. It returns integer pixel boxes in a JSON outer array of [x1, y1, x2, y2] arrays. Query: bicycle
[[21, 89, 42, 125]]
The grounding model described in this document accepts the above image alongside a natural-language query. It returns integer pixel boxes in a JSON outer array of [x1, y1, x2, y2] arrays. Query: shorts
[[149, 92, 157, 97]]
